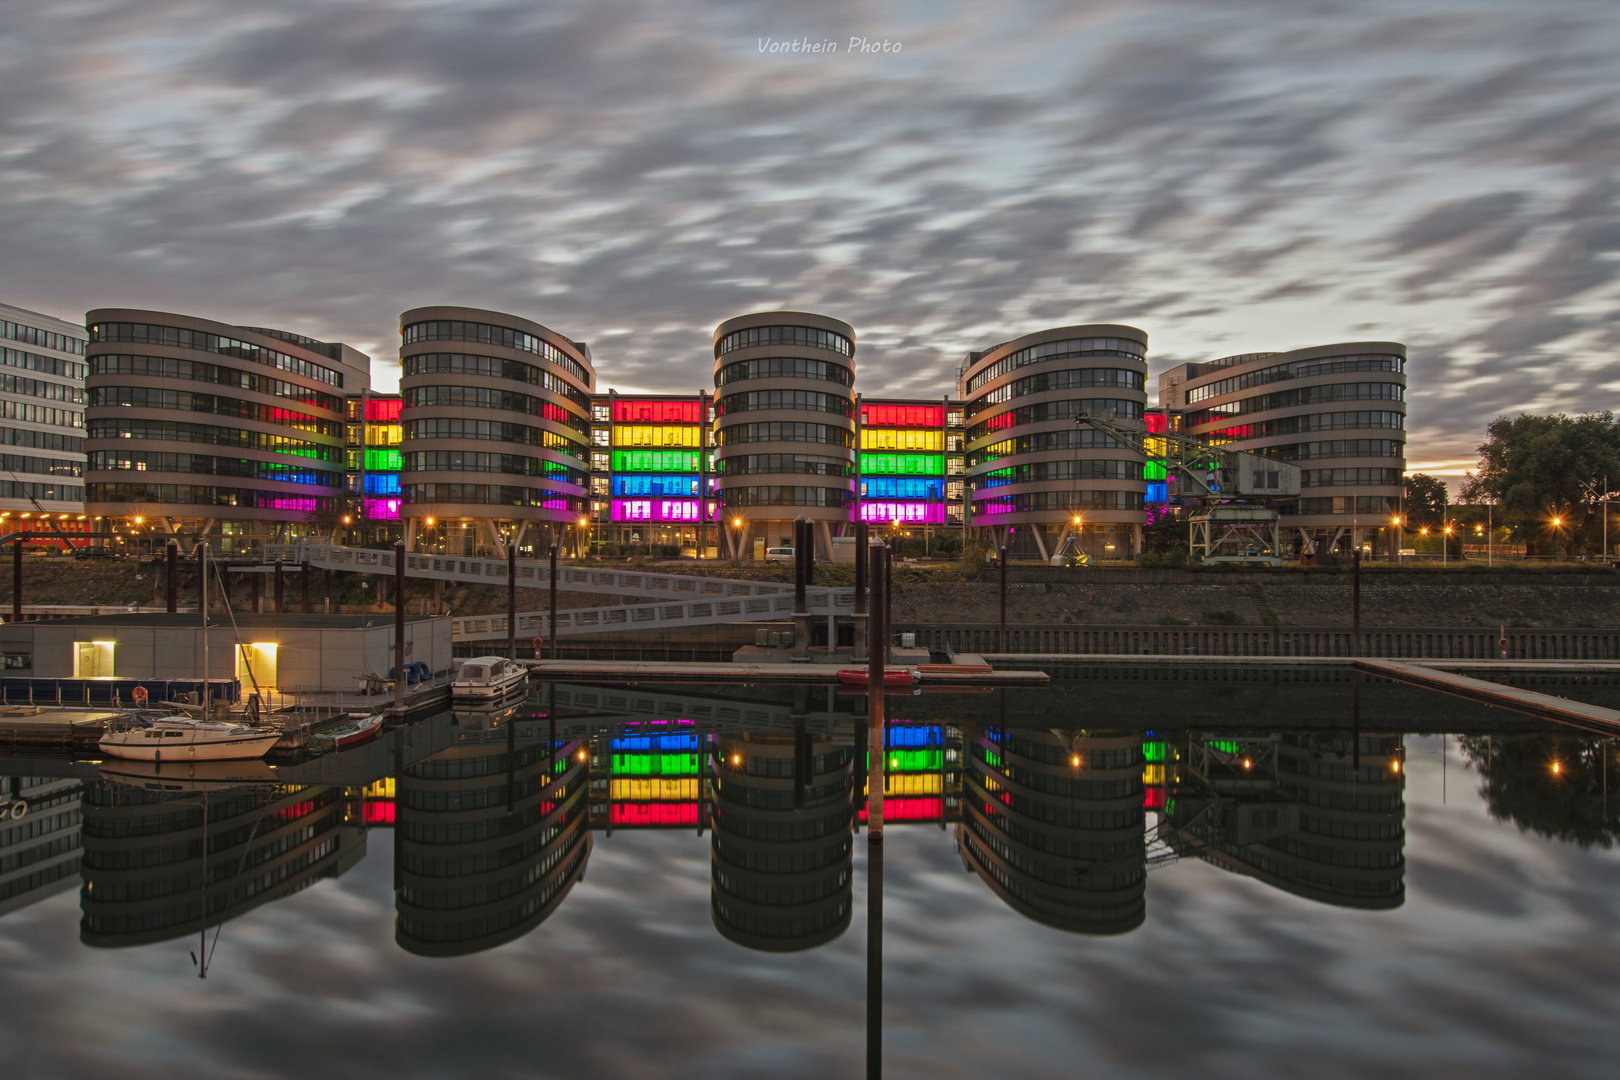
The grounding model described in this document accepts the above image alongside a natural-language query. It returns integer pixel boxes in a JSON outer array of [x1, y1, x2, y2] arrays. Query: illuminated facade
[[79, 781, 365, 947], [959, 729, 1147, 934], [713, 312, 856, 558], [587, 393, 717, 553], [398, 306, 594, 558], [959, 325, 1150, 561], [395, 723, 591, 957], [856, 398, 964, 538], [859, 722, 963, 825], [1162, 343, 1408, 556], [598, 727, 704, 827], [710, 731, 854, 951], [84, 309, 369, 552], [0, 303, 88, 549], [344, 392, 403, 540]]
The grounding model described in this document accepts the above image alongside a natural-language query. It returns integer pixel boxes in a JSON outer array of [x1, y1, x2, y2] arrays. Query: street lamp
[[578, 515, 590, 559]]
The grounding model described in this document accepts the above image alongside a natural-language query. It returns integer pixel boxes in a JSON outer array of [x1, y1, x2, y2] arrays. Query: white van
[[764, 547, 796, 562]]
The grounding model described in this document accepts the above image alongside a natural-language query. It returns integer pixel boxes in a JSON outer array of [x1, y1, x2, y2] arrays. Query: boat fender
[[153, 749, 160, 762]]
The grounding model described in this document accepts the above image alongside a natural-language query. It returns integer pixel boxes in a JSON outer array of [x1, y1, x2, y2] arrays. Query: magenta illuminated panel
[[858, 501, 946, 524], [365, 497, 402, 520], [611, 498, 718, 522]]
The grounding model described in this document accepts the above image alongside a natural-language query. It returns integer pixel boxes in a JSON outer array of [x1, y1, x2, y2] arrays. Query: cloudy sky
[[2, 0, 1618, 483]]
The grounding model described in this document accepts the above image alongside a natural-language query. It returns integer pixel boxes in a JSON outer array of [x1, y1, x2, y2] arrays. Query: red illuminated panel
[[1144, 413, 1166, 434], [863, 404, 944, 428], [1143, 788, 1165, 809], [366, 398, 403, 422], [363, 801, 395, 824], [610, 803, 700, 826], [614, 399, 702, 424], [858, 796, 943, 822]]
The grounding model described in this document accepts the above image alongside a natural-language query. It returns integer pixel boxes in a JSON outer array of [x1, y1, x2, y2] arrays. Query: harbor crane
[[1074, 412, 1302, 566]]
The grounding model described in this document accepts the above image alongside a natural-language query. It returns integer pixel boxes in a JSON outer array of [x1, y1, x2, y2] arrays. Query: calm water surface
[[2, 672, 1618, 1079]]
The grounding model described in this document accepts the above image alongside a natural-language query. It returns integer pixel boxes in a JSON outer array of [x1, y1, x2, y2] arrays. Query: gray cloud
[[0, 0, 1617, 473]]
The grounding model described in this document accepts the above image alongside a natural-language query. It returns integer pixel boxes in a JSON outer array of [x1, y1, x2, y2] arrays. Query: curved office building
[[958, 729, 1146, 934], [79, 781, 362, 947], [398, 307, 595, 557], [1169, 343, 1407, 556], [959, 325, 1149, 561], [395, 725, 591, 957], [84, 310, 368, 551], [712, 312, 856, 559], [710, 731, 854, 951], [1162, 733, 1406, 910]]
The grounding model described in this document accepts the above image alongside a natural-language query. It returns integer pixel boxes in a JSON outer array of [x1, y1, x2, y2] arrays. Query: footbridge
[[263, 542, 856, 641]]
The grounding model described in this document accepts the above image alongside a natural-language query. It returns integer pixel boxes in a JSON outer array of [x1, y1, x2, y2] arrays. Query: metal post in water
[[507, 542, 517, 661], [301, 561, 311, 614], [866, 828, 883, 1080], [1352, 548, 1361, 657], [793, 517, 810, 661], [853, 520, 869, 662], [548, 543, 558, 661], [393, 541, 405, 715], [868, 543, 886, 840], [998, 530, 1007, 654], [885, 543, 894, 665], [11, 533, 21, 622], [324, 568, 332, 615], [274, 559, 285, 614], [166, 540, 178, 613]]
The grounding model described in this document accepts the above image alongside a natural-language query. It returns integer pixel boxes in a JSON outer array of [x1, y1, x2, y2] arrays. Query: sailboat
[[98, 716, 283, 761]]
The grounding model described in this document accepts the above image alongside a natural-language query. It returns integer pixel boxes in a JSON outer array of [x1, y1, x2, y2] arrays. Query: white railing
[[265, 541, 825, 601], [451, 587, 857, 641]]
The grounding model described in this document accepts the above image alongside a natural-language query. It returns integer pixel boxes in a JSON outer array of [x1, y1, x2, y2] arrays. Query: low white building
[[0, 613, 453, 694]]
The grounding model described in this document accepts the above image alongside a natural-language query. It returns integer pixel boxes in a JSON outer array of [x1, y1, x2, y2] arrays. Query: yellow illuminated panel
[[364, 778, 395, 798], [366, 423, 402, 446], [1142, 764, 1165, 785], [613, 425, 701, 448], [862, 773, 944, 796], [861, 428, 943, 451], [610, 778, 700, 800]]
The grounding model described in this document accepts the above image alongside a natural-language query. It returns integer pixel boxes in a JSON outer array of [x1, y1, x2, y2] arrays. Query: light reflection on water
[[1, 675, 1618, 1078]]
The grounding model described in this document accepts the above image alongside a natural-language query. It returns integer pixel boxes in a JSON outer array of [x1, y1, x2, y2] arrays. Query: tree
[[1459, 412, 1620, 556], [1403, 473, 1448, 529], [1142, 506, 1187, 554], [1456, 734, 1619, 849]]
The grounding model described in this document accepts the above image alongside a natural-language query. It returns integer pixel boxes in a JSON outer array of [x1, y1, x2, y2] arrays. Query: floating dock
[[1355, 658, 1620, 736], [519, 659, 1048, 686]]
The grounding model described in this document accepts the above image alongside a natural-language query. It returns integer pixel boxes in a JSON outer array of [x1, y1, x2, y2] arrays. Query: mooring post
[[1352, 549, 1362, 657], [166, 540, 178, 613], [323, 568, 332, 615], [548, 543, 558, 660], [393, 541, 405, 714], [868, 541, 886, 841], [196, 542, 207, 616], [507, 542, 517, 661], [251, 568, 262, 614], [853, 520, 870, 662], [885, 543, 894, 664], [999, 530, 1007, 654], [11, 533, 21, 622], [793, 517, 810, 661], [274, 559, 285, 614], [300, 560, 311, 614]]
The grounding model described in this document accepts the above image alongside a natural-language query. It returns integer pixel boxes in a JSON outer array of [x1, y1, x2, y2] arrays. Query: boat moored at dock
[[98, 716, 283, 761], [451, 657, 529, 701]]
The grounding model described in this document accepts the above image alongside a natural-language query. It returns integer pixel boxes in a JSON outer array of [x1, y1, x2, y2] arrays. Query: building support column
[[1132, 523, 1144, 557], [816, 519, 834, 561], [1031, 524, 1050, 563], [404, 516, 418, 553]]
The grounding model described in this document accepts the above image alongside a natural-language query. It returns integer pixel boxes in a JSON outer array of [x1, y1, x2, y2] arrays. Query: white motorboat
[[451, 656, 528, 700], [98, 716, 282, 762]]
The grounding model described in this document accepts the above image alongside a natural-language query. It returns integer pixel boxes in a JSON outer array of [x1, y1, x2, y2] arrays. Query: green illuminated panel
[[1143, 741, 1166, 762], [611, 752, 698, 775], [864, 748, 944, 771], [1210, 740, 1240, 755], [982, 748, 1003, 767], [861, 453, 944, 476], [364, 447, 401, 471], [612, 450, 701, 473], [1144, 462, 1168, 480]]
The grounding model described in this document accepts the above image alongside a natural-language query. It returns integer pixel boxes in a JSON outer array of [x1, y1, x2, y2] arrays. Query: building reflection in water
[[959, 728, 1148, 934], [710, 730, 854, 951], [1158, 732, 1406, 910], [395, 710, 591, 957], [1, 775, 85, 918], [79, 774, 364, 948]]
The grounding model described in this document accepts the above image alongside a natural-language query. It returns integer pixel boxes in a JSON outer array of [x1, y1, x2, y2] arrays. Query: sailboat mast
[[200, 542, 209, 717]]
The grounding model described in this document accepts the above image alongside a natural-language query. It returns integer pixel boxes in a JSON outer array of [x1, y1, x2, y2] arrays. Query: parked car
[[73, 546, 119, 560], [764, 547, 796, 562]]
